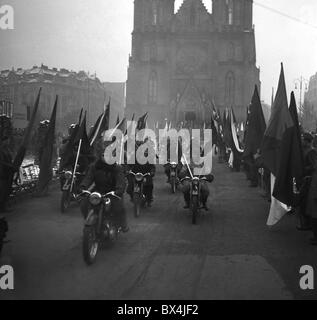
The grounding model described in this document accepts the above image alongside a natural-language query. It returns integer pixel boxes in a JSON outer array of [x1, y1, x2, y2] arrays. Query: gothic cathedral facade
[[126, 0, 260, 127]]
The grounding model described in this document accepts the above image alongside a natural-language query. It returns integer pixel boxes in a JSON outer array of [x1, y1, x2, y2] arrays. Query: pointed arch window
[[225, 72, 235, 106], [152, 1, 158, 25], [150, 42, 157, 61], [226, 0, 234, 25], [190, 5, 196, 26], [148, 71, 158, 104]]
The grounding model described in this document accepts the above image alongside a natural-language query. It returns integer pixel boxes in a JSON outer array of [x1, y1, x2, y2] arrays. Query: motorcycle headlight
[[192, 178, 199, 186], [89, 192, 102, 206], [135, 173, 144, 182], [171, 162, 177, 168], [65, 171, 72, 179]]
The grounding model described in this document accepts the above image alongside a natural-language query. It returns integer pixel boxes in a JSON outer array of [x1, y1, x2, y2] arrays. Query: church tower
[[126, 0, 260, 127], [213, 0, 253, 30], [126, 0, 175, 126]]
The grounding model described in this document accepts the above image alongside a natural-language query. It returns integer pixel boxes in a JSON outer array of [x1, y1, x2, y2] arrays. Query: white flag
[[267, 174, 289, 226]]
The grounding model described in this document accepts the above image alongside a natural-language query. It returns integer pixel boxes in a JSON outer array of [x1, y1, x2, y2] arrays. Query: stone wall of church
[[126, 0, 260, 127]]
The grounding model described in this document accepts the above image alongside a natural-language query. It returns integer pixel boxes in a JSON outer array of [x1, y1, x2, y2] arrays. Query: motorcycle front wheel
[[171, 177, 176, 194], [133, 193, 141, 218], [83, 225, 99, 265], [191, 196, 199, 225], [60, 190, 71, 213]]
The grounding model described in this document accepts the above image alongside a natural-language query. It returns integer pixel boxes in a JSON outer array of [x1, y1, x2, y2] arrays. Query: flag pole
[[182, 154, 194, 179], [119, 134, 125, 165], [70, 139, 82, 192]]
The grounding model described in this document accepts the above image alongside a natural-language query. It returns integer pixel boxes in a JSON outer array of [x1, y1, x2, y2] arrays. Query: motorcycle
[[0, 217, 8, 255], [168, 162, 179, 194], [181, 175, 214, 225], [60, 170, 84, 213], [80, 190, 122, 265], [128, 171, 151, 218]]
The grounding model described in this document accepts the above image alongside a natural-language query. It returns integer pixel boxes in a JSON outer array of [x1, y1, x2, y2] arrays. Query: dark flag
[[88, 100, 111, 148], [243, 85, 266, 159], [210, 110, 218, 146], [229, 108, 244, 154], [273, 92, 304, 207], [88, 113, 103, 143], [106, 118, 126, 163], [125, 113, 135, 136], [136, 113, 148, 131], [96, 100, 110, 140], [59, 107, 83, 170], [261, 63, 294, 177], [37, 96, 58, 194], [261, 63, 295, 226], [78, 108, 83, 126], [243, 105, 251, 144], [13, 88, 42, 168], [223, 109, 232, 147], [75, 112, 92, 156], [210, 100, 219, 146], [116, 118, 126, 134]]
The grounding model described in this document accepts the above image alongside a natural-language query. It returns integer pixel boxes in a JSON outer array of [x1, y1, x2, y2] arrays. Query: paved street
[[1, 162, 317, 300]]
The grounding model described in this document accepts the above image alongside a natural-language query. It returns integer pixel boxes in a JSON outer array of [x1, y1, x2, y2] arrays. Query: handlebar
[[104, 191, 121, 200], [128, 171, 151, 177], [59, 170, 85, 176], [78, 190, 121, 200], [180, 176, 210, 183]]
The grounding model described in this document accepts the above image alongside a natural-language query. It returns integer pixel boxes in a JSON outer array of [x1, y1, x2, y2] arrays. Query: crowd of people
[[218, 128, 317, 246], [1, 110, 317, 247]]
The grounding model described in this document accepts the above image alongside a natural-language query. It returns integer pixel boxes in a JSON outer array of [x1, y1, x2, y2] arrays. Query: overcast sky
[[0, 0, 316, 105]]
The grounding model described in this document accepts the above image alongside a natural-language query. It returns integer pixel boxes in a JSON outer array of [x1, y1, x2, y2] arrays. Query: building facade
[[303, 72, 317, 131], [0, 64, 107, 133], [126, 0, 260, 127], [102, 82, 126, 126]]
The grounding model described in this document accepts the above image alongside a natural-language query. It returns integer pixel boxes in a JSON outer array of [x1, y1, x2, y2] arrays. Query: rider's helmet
[[68, 124, 78, 136]]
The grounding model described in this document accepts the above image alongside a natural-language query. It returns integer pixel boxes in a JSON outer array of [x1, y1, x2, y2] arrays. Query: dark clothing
[[179, 165, 211, 206], [244, 155, 258, 187], [303, 147, 317, 177], [164, 162, 182, 180], [0, 179, 11, 212], [0, 146, 14, 179], [232, 150, 242, 172], [59, 153, 91, 190], [80, 196, 127, 229], [80, 160, 127, 228], [312, 218, 317, 239], [127, 163, 156, 202], [299, 147, 317, 227], [305, 148, 317, 220], [128, 163, 156, 176], [0, 146, 14, 212], [81, 160, 126, 196]]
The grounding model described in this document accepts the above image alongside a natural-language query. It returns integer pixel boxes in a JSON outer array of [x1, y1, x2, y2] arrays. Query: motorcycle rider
[[179, 138, 214, 211], [79, 139, 129, 232], [59, 124, 93, 189], [164, 137, 183, 183], [127, 139, 156, 206]]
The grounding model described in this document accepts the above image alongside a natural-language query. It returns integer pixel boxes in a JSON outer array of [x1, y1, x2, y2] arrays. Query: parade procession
[[0, 0, 317, 302]]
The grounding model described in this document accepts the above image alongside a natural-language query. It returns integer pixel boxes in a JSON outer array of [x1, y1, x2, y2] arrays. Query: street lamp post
[[294, 76, 309, 120], [87, 71, 90, 125]]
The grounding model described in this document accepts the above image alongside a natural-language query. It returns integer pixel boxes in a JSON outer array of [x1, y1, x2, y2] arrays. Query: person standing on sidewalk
[[0, 135, 15, 213]]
